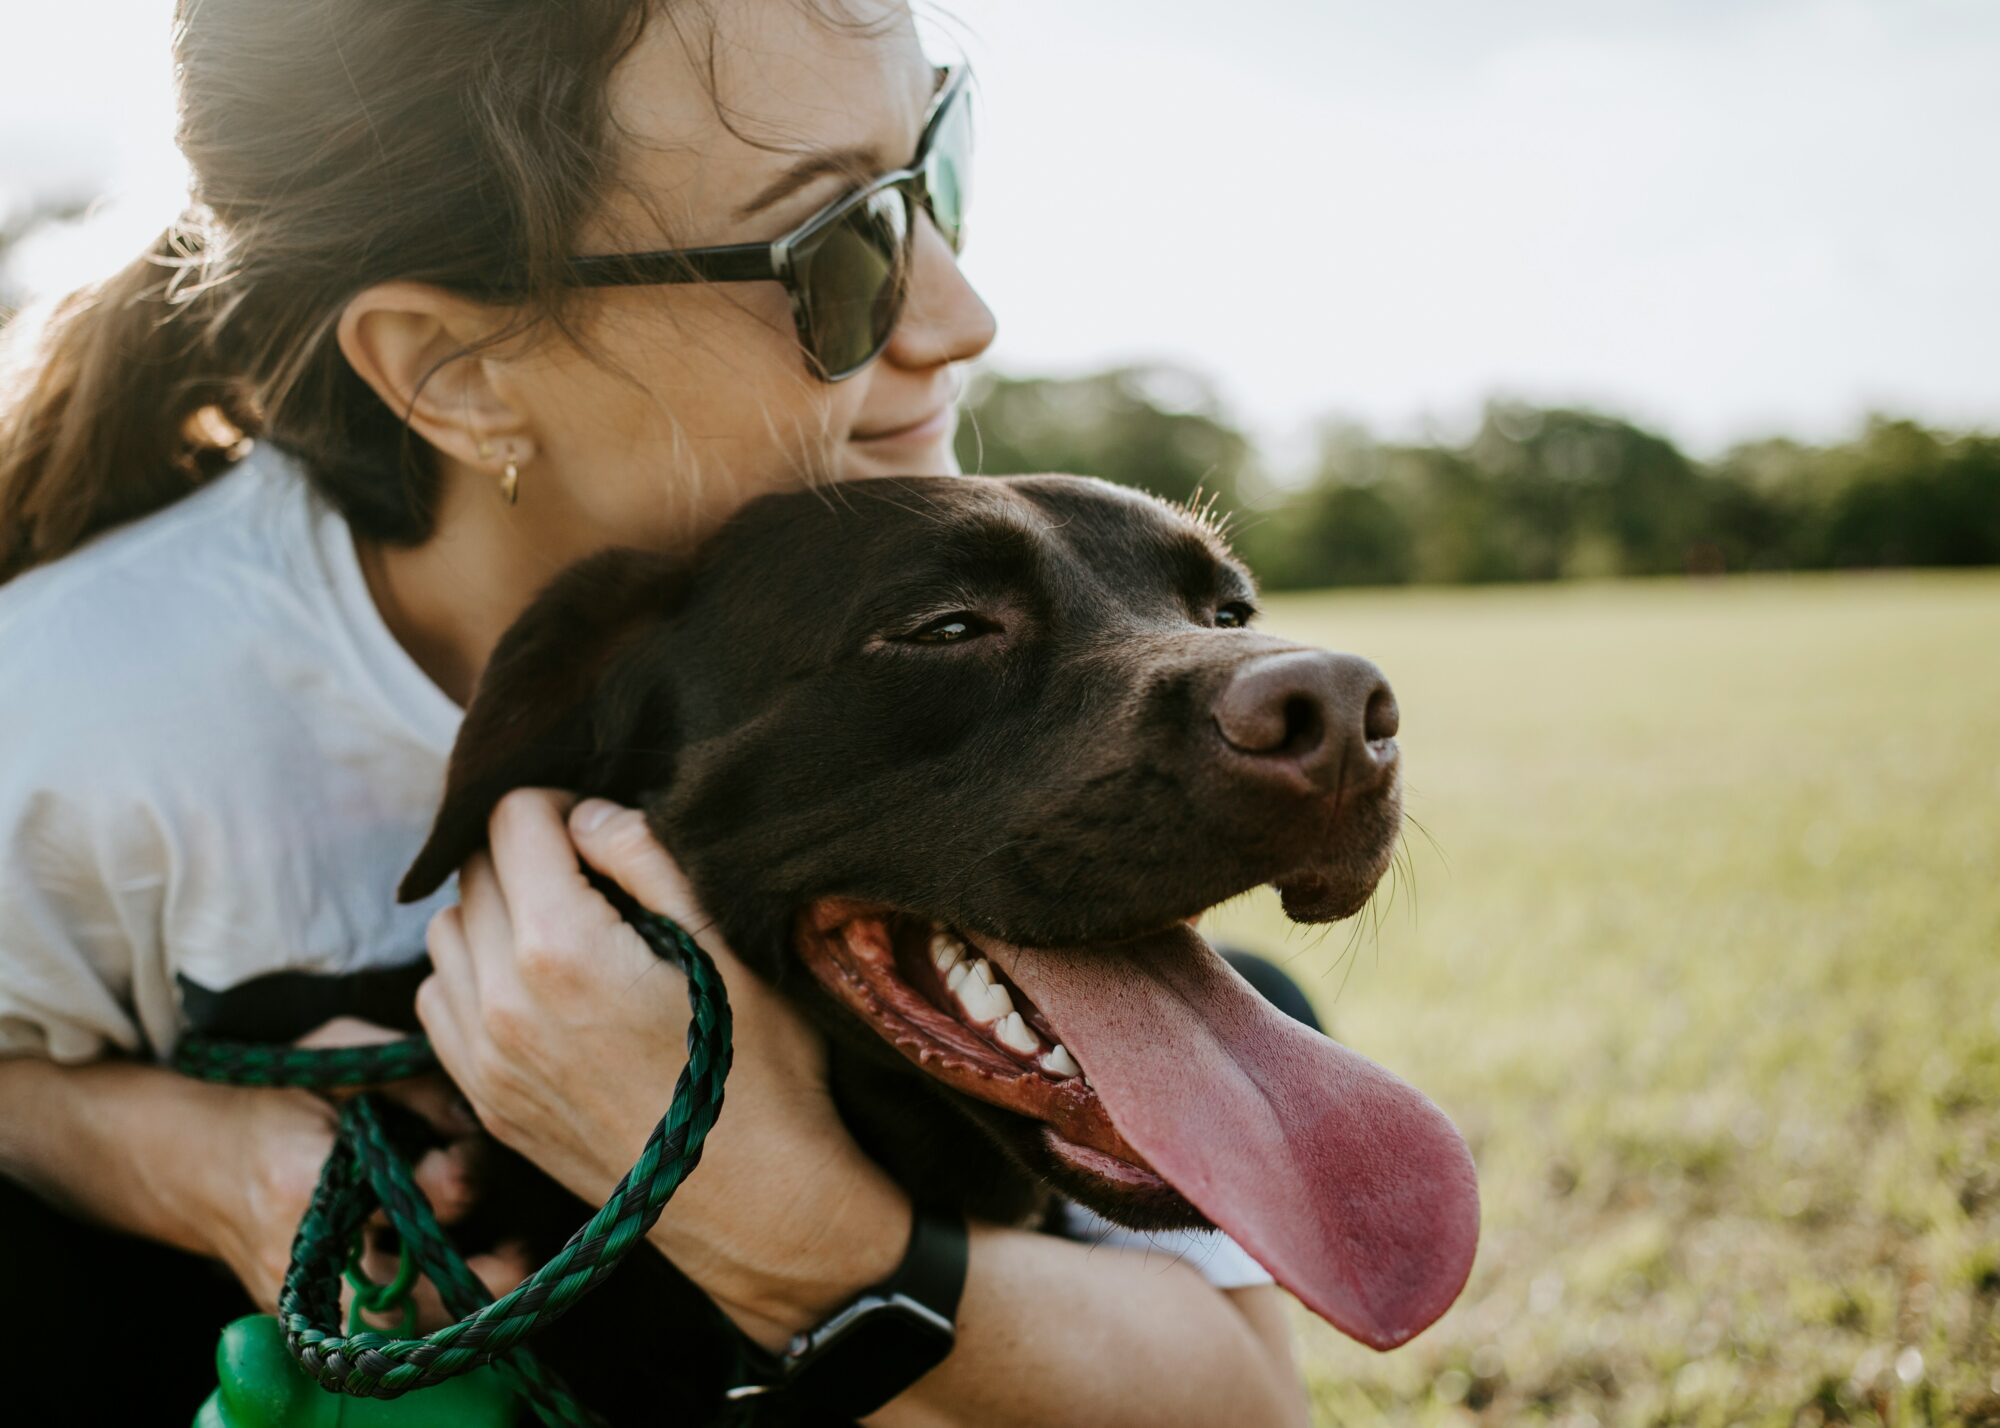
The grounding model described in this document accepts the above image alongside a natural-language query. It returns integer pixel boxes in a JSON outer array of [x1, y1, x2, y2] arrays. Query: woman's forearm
[[865, 1224, 1308, 1428], [0, 1048, 527, 1321], [0, 1054, 254, 1255], [668, 1183, 1310, 1428]]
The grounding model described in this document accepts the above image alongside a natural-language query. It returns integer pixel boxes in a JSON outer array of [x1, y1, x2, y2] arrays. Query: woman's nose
[[880, 217, 997, 370]]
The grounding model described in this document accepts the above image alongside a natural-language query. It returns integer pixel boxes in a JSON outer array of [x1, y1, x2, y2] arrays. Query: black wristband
[[861, 1201, 969, 1327], [724, 1203, 967, 1422]]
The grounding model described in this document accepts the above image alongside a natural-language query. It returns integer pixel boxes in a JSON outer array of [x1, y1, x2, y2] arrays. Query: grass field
[[1199, 570, 2000, 1427]]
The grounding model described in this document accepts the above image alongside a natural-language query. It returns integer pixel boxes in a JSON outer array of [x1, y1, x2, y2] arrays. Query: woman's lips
[[850, 405, 953, 445]]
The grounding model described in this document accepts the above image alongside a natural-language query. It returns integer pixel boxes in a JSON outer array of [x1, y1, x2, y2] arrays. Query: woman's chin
[[842, 431, 962, 479]]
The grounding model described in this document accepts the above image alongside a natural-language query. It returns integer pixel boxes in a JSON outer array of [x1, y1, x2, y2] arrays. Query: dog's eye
[[903, 612, 995, 645], [1215, 601, 1257, 629]]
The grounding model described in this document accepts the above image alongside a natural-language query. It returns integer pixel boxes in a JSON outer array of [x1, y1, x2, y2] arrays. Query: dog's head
[[401, 474, 1477, 1349]]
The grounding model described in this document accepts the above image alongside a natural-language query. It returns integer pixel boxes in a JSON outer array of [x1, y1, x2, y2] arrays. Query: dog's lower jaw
[[791, 903, 1217, 1229], [1276, 789, 1403, 922], [833, 1049, 1209, 1232], [826, 1049, 1053, 1226], [830, 1047, 1214, 1232]]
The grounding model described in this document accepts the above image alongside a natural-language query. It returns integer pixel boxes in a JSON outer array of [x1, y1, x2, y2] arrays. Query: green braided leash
[[174, 905, 733, 1425]]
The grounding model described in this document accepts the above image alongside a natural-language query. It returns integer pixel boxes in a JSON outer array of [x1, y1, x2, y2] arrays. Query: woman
[[0, 1, 1311, 1422]]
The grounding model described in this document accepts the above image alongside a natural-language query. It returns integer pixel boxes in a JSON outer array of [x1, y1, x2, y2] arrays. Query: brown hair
[[0, 0, 659, 584]]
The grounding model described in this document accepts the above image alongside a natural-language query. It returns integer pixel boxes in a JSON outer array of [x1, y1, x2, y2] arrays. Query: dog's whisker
[[1332, 925, 1365, 1004], [1402, 809, 1449, 872], [1392, 834, 1423, 929]]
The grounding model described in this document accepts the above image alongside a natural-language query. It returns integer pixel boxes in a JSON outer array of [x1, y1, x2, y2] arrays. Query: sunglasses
[[564, 65, 972, 382]]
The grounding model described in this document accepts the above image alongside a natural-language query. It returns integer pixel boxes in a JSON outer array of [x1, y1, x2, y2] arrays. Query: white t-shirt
[[0, 440, 460, 1061], [0, 439, 1271, 1288]]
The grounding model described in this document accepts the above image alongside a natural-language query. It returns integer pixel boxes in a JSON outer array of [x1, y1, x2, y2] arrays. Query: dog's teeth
[[969, 958, 996, 987], [930, 934, 964, 974], [945, 962, 971, 994], [994, 1011, 1041, 1056], [953, 974, 1012, 1025], [1040, 1043, 1081, 1078]]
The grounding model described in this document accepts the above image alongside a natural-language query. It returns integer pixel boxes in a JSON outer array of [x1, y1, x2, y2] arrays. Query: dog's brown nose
[[1213, 650, 1400, 798]]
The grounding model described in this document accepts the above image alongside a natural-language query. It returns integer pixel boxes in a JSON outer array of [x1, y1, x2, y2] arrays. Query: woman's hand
[[417, 789, 911, 1347], [200, 1018, 529, 1327]]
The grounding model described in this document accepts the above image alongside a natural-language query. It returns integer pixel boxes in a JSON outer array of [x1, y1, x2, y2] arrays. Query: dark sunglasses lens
[[923, 89, 972, 252], [795, 188, 909, 378]]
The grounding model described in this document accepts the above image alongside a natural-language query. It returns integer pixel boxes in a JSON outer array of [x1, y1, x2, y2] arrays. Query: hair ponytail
[[0, 216, 259, 584]]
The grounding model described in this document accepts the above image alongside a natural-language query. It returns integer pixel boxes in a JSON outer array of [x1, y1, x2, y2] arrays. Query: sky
[[3, 0, 1995, 464]]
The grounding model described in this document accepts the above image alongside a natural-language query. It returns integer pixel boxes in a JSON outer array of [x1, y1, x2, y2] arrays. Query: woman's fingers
[[375, 1062, 480, 1142], [569, 798, 708, 929], [468, 1243, 534, 1301], [407, 1140, 482, 1224], [294, 1015, 405, 1052], [420, 899, 474, 1065], [454, 850, 524, 1005], [488, 789, 615, 946]]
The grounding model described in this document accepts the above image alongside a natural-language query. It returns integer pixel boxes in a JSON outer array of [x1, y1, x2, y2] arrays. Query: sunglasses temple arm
[[564, 241, 781, 288]]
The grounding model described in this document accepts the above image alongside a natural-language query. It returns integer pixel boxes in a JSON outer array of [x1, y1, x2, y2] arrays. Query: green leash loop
[[175, 906, 733, 1426], [344, 1237, 417, 1334]]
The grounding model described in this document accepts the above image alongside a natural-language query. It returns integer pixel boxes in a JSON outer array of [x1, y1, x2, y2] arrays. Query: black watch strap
[[867, 1201, 969, 1324], [723, 1204, 967, 1424]]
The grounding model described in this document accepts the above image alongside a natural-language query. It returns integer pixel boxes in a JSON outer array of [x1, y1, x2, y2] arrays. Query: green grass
[[1200, 570, 2000, 1427]]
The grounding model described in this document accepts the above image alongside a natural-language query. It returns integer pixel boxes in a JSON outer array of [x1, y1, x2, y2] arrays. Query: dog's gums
[[796, 899, 1179, 1200]]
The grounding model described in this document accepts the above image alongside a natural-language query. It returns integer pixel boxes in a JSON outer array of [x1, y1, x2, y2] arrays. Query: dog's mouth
[[796, 899, 1172, 1197], [795, 897, 1482, 1351]]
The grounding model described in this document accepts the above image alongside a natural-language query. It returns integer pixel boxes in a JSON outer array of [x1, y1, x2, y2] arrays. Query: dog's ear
[[398, 547, 685, 902]]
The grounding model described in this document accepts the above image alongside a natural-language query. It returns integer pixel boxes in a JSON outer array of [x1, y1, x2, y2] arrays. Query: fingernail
[[573, 799, 619, 834]]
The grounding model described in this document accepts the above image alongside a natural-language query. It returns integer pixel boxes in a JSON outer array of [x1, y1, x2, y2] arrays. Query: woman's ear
[[336, 280, 535, 469], [399, 547, 688, 902]]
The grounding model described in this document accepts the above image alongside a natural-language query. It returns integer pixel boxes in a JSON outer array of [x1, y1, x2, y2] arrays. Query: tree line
[[955, 366, 2000, 590]]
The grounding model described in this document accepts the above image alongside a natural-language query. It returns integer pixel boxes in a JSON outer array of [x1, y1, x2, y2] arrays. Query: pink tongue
[[999, 927, 1479, 1350]]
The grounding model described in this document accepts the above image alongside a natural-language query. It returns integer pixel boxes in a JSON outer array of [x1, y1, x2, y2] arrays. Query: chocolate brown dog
[[400, 474, 1477, 1414]]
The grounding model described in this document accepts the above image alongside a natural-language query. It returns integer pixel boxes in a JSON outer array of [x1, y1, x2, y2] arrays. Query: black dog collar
[[723, 1203, 968, 1422]]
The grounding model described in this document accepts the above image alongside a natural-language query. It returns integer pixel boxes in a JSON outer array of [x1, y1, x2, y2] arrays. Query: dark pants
[[0, 1174, 255, 1419], [2, 951, 1320, 1423], [1220, 948, 1324, 1035]]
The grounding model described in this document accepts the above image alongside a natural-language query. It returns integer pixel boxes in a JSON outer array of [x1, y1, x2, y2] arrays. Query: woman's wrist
[[648, 1156, 913, 1350], [0, 1057, 273, 1261]]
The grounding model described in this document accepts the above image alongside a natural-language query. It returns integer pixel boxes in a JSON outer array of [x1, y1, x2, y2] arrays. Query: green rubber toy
[[192, 1314, 520, 1427]]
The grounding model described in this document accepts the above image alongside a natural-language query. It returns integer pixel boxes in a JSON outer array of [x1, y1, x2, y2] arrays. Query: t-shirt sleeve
[[0, 769, 162, 1062], [0, 593, 175, 1063], [1051, 1199, 1275, 1291]]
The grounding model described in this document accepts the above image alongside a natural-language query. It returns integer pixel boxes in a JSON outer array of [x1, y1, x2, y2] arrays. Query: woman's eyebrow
[[736, 146, 885, 220]]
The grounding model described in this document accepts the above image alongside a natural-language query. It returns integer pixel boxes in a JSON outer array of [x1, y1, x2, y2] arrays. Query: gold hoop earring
[[500, 460, 521, 506]]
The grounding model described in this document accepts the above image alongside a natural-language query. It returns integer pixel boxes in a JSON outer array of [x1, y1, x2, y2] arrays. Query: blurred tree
[[957, 372, 1999, 589], [1816, 419, 2000, 568], [1231, 422, 1415, 589], [1712, 418, 2000, 573], [1239, 404, 1714, 588], [1460, 403, 1709, 579], [954, 364, 1254, 513]]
